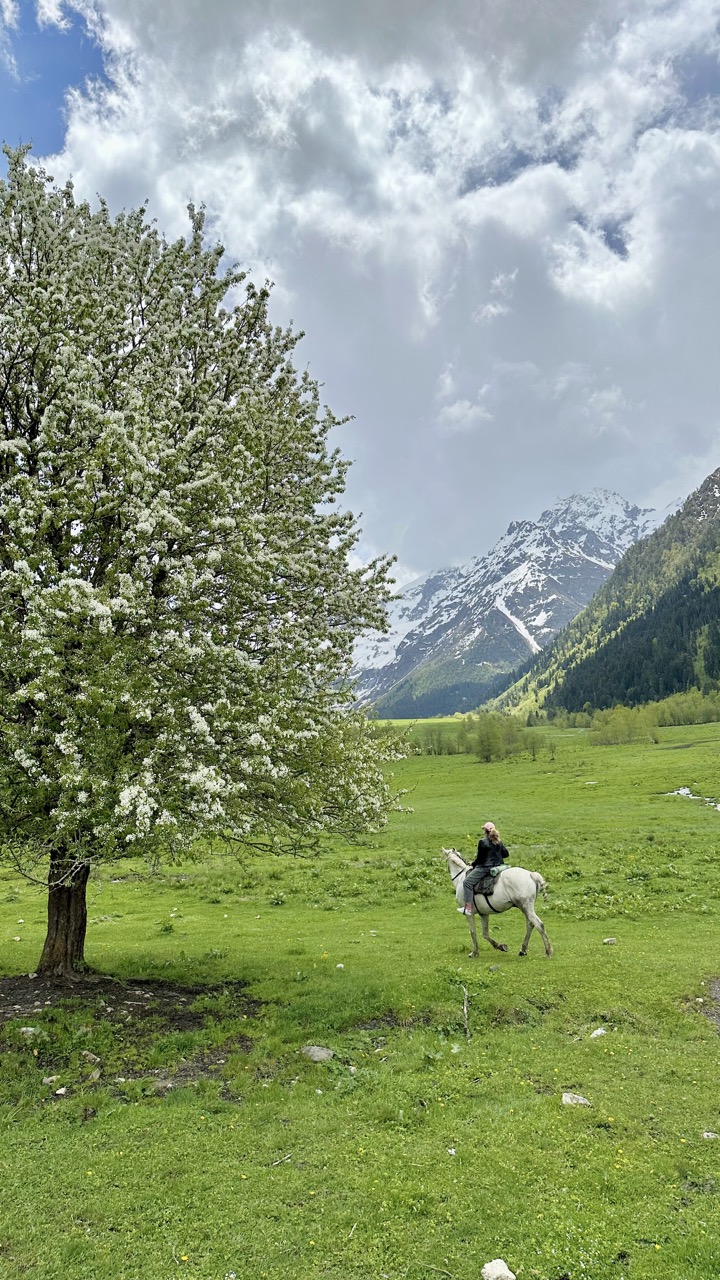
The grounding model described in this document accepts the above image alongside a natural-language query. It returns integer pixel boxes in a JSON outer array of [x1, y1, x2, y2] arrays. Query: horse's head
[[442, 846, 469, 876]]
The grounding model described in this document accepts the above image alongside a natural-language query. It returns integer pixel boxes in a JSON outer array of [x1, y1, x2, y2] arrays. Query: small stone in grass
[[590, 1028, 607, 1038], [562, 1092, 591, 1107], [19, 1027, 38, 1037], [603, 937, 617, 945], [481, 1261, 516, 1280], [54, 1087, 67, 1097], [42, 1076, 59, 1085], [302, 1045, 334, 1063], [702, 1131, 719, 1139]]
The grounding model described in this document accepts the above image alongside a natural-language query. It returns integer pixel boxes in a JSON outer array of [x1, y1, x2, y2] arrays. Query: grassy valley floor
[[1, 724, 720, 1279]]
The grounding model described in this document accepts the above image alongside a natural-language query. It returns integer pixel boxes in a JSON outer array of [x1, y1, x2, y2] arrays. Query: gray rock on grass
[[481, 1261, 516, 1280], [302, 1045, 334, 1063], [562, 1092, 591, 1107]]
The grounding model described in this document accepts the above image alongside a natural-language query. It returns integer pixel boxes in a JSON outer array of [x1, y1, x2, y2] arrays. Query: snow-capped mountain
[[354, 489, 676, 717]]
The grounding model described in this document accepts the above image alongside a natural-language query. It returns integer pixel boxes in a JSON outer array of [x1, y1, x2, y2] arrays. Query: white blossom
[[0, 147, 402, 894]]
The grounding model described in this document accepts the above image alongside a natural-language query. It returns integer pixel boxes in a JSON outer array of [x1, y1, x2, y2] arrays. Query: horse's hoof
[[469, 952, 479, 959], [499, 944, 508, 953], [518, 950, 528, 958]]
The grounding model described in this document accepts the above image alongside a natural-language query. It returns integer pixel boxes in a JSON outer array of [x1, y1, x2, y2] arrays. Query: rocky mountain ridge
[[354, 489, 675, 718]]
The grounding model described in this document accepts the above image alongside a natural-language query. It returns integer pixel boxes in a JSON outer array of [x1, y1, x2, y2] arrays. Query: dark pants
[[464, 865, 493, 905]]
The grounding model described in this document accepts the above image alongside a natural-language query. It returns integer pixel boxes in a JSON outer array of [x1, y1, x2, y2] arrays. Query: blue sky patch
[[675, 49, 720, 107], [0, 8, 105, 156]]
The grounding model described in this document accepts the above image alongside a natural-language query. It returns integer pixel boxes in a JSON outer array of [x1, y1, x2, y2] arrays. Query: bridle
[[446, 852, 467, 882]]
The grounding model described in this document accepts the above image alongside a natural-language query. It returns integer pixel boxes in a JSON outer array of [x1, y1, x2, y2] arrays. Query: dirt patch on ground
[[0, 972, 258, 1028], [701, 978, 720, 1031], [0, 974, 259, 1095]]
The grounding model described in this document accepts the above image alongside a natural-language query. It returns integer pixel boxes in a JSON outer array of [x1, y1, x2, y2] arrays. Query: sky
[[2, 0, 720, 585]]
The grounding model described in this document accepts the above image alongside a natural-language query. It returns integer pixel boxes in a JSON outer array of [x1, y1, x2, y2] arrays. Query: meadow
[[1, 722, 720, 1280]]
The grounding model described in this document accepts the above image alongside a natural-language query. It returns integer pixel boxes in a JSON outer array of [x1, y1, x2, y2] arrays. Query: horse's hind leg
[[467, 914, 479, 958], [534, 910, 553, 957], [519, 913, 534, 957], [519, 907, 553, 958], [480, 913, 508, 953]]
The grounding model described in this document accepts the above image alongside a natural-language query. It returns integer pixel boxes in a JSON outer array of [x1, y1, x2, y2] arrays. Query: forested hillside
[[497, 467, 720, 713]]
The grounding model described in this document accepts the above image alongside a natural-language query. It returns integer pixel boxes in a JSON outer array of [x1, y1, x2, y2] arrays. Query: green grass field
[[2, 723, 720, 1279]]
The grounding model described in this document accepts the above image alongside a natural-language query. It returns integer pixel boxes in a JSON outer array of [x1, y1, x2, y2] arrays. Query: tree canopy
[[0, 147, 400, 974]]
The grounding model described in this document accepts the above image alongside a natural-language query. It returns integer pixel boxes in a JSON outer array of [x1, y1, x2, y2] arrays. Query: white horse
[[442, 847, 553, 959]]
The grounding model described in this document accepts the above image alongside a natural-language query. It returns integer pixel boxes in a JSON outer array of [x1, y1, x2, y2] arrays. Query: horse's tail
[[530, 871, 548, 899]]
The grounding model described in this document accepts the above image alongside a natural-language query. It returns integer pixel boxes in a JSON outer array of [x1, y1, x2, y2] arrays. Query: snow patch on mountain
[[494, 597, 542, 654]]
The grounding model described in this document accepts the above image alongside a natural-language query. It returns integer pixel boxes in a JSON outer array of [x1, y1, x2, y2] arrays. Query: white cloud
[[474, 300, 511, 323], [437, 398, 494, 432], [35, 0, 70, 28], [436, 363, 457, 400], [23, 0, 720, 570], [585, 384, 629, 434], [0, 0, 18, 26], [0, 0, 18, 75]]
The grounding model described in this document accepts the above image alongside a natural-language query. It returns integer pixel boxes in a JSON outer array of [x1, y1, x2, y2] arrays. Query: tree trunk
[[37, 854, 91, 978]]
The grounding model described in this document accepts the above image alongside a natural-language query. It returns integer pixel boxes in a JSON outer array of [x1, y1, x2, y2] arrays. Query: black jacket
[[473, 836, 509, 869]]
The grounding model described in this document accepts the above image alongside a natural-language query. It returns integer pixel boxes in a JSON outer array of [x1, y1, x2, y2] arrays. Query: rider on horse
[[462, 821, 509, 916]]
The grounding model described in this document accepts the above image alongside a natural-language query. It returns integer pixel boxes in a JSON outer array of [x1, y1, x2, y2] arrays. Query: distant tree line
[[415, 713, 551, 762], [548, 688, 720, 741], [414, 681, 720, 761]]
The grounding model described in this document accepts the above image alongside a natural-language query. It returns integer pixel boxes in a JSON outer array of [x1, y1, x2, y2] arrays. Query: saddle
[[475, 867, 503, 898]]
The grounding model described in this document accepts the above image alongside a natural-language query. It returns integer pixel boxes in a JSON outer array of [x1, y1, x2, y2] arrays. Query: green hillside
[[372, 655, 511, 718], [497, 467, 720, 714]]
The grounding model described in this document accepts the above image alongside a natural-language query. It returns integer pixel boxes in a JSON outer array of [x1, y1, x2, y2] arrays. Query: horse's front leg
[[466, 912, 479, 958], [480, 913, 508, 953]]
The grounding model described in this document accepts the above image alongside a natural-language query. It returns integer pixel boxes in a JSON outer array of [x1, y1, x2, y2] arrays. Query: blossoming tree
[[0, 148, 399, 976]]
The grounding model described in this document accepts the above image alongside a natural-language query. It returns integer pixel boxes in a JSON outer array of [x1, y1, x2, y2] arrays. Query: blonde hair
[[483, 821, 500, 843]]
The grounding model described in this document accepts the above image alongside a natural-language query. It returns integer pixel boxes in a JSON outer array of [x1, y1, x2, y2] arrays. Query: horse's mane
[[443, 846, 469, 868]]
